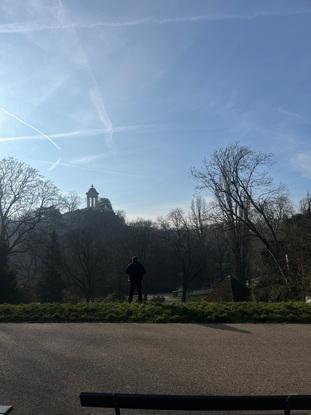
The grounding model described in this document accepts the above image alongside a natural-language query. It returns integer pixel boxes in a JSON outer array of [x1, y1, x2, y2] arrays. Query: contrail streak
[[0, 106, 61, 150], [0, 9, 310, 33], [89, 89, 112, 131], [0, 125, 152, 144], [89, 88, 114, 149], [71, 153, 107, 164], [278, 107, 307, 121], [47, 157, 61, 171], [57, 0, 115, 150], [40, 159, 144, 178]]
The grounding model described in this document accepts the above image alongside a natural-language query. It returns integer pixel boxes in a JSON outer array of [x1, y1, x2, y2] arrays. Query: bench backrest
[[80, 392, 311, 415], [0, 406, 13, 415]]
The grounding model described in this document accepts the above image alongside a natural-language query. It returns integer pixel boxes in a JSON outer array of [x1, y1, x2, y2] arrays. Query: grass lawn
[[0, 301, 311, 323]]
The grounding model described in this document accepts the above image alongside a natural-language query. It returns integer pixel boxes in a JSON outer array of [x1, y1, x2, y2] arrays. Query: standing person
[[126, 256, 146, 303]]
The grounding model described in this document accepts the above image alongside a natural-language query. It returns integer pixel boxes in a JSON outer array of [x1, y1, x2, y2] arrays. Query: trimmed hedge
[[0, 302, 311, 323]]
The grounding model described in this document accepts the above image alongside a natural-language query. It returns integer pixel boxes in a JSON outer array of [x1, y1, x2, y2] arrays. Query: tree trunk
[[181, 283, 187, 303], [85, 294, 91, 303], [0, 239, 9, 269]]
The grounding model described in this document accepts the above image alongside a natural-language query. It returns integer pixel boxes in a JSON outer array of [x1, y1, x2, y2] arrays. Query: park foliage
[[1, 147, 311, 305], [0, 301, 311, 323]]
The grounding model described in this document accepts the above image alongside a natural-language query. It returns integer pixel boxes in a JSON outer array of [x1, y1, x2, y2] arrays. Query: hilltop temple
[[86, 185, 99, 208], [86, 185, 113, 211]]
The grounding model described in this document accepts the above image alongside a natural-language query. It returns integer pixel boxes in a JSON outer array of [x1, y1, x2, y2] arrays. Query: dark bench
[[80, 392, 311, 415], [0, 406, 13, 415]]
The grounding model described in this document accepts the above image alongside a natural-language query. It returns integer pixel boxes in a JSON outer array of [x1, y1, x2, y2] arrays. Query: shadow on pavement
[[199, 324, 251, 334]]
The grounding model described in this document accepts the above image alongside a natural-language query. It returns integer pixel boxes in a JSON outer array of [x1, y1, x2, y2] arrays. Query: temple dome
[[86, 185, 99, 197]]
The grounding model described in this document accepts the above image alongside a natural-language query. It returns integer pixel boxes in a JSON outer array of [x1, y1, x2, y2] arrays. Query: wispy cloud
[[47, 153, 105, 171], [88, 89, 112, 131], [0, 9, 310, 34], [56, 0, 116, 151], [278, 107, 311, 124], [0, 105, 61, 150], [70, 153, 107, 165], [40, 158, 144, 178], [0, 124, 151, 144], [291, 152, 311, 179], [89, 87, 114, 149], [47, 157, 61, 171]]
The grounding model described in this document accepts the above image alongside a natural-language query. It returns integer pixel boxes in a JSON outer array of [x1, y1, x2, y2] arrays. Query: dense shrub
[[150, 295, 166, 303], [0, 302, 311, 323]]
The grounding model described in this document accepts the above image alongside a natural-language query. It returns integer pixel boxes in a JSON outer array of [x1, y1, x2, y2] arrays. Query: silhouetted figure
[[126, 256, 146, 303]]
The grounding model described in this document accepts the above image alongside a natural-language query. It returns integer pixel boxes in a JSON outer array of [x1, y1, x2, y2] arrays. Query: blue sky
[[0, 0, 310, 219]]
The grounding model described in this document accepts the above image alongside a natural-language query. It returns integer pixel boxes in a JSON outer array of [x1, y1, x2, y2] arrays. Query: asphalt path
[[1, 324, 311, 415]]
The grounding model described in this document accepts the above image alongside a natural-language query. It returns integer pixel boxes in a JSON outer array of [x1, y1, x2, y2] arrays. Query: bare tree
[[207, 223, 231, 287], [0, 157, 59, 257], [127, 219, 154, 262], [299, 191, 311, 216], [160, 208, 202, 302], [63, 229, 106, 302], [189, 197, 209, 244], [189, 197, 210, 285], [60, 191, 82, 213], [192, 143, 292, 288]]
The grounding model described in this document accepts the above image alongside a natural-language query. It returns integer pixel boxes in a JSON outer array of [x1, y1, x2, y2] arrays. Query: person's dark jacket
[[126, 261, 146, 282]]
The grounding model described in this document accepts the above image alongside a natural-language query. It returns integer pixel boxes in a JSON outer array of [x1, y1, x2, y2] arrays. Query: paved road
[[1, 324, 311, 415]]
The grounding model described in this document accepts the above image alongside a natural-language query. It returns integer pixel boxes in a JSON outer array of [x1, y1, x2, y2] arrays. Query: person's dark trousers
[[128, 279, 143, 303]]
